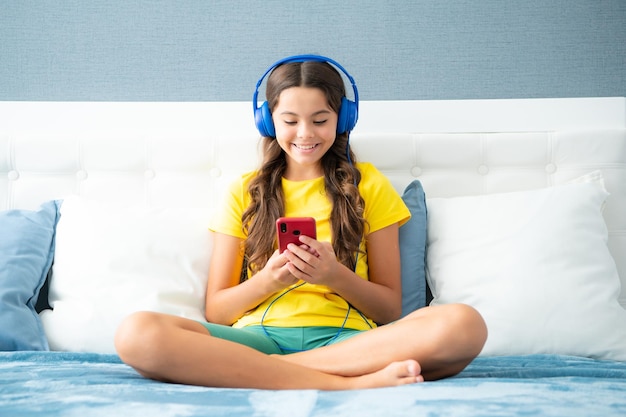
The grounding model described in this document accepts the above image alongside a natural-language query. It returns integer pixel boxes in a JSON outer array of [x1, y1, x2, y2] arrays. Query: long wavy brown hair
[[241, 60, 366, 277]]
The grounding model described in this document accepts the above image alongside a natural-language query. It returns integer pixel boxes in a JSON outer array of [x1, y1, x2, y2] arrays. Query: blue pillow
[[399, 180, 428, 316], [0, 200, 61, 351]]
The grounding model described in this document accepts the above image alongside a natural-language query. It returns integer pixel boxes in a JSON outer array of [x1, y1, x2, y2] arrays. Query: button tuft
[[410, 166, 422, 177]]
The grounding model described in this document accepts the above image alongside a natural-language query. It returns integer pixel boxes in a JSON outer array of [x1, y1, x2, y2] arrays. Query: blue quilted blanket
[[1, 352, 625, 416]]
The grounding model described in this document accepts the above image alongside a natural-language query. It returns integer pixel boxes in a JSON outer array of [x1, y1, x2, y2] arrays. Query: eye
[[283, 120, 297, 126], [313, 120, 328, 125]]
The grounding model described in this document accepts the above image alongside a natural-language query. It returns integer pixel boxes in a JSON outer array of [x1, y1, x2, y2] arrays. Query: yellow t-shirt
[[209, 162, 410, 330]]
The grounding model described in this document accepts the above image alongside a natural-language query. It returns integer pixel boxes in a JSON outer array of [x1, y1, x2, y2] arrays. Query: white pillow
[[40, 196, 213, 353], [426, 173, 626, 361]]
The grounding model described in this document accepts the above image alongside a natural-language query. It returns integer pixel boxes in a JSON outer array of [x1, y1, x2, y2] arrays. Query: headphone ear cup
[[254, 102, 276, 138], [337, 97, 358, 134]]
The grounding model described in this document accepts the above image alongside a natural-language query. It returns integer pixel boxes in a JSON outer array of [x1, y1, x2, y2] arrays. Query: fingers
[[286, 243, 320, 263], [283, 238, 337, 285], [284, 247, 316, 275], [298, 235, 321, 251], [266, 250, 300, 287]]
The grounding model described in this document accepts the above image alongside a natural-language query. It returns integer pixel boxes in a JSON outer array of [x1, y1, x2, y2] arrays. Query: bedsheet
[[1, 352, 625, 416]]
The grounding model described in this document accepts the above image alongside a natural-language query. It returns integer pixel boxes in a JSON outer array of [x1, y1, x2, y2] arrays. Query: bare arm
[[204, 232, 299, 325], [283, 223, 403, 324]]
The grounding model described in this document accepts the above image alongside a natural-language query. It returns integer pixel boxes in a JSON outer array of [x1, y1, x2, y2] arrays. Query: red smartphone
[[276, 217, 317, 253]]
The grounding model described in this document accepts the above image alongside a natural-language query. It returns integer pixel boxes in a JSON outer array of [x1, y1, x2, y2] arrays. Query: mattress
[[1, 352, 625, 416]]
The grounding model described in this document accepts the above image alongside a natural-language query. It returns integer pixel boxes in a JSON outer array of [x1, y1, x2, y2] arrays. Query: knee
[[439, 304, 487, 353], [409, 303, 487, 354], [115, 311, 168, 367]]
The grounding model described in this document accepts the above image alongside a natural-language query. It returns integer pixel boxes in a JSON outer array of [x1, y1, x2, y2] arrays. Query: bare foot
[[349, 360, 423, 389]]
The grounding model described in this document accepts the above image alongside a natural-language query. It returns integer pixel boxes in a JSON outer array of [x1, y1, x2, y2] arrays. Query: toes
[[401, 360, 423, 384], [406, 360, 421, 377]]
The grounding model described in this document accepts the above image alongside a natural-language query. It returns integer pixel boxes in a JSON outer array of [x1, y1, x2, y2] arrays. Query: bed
[[1, 98, 625, 416]]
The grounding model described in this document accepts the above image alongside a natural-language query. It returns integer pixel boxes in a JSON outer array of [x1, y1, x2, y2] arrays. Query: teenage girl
[[115, 55, 487, 390]]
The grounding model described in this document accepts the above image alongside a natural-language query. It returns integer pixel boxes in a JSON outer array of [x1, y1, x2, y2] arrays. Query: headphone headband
[[252, 54, 359, 138]]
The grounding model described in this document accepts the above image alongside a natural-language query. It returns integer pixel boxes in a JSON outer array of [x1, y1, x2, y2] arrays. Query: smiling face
[[272, 86, 338, 180]]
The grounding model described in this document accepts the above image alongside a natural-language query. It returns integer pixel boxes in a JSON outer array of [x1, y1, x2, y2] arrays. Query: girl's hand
[[282, 235, 342, 287], [262, 249, 301, 292]]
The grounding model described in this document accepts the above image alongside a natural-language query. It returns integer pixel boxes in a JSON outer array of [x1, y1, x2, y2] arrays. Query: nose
[[297, 121, 315, 139]]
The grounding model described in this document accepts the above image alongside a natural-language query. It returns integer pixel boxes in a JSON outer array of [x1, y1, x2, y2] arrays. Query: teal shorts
[[199, 322, 365, 355]]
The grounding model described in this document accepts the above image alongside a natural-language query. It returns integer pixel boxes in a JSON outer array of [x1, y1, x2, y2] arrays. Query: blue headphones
[[252, 54, 359, 138]]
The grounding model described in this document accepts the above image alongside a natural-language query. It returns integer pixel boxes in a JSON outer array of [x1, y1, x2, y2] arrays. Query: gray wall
[[2, 1, 625, 101]]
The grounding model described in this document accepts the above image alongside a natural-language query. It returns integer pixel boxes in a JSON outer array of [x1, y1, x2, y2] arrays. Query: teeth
[[295, 144, 316, 150]]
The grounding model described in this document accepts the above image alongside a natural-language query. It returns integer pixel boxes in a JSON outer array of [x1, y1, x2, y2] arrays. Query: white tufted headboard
[[1, 98, 625, 307]]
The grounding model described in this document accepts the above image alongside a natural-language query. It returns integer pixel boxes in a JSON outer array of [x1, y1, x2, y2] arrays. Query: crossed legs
[[279, 303, 487, 381], [114, 303, 486, 390]]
